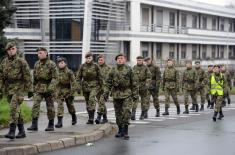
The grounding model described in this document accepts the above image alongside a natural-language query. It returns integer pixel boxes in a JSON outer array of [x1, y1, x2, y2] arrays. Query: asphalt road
[[41, 104, 235, 155]]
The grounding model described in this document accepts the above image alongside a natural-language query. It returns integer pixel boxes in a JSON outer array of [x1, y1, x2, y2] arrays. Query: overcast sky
[[193, 0, 233, 6]]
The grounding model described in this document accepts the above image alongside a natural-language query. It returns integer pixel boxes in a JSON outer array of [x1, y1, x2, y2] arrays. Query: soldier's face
[[98, 57, 105, 65], [37, 50, 48, 60], [116, 56, 125, 65], [186, 63, 192, 68], [195, 63, 200, 68], [221, 66, 226, 71], [58, 61, 66, 69], [7, 46, 17, 57], [208, 67, 213, 71], [137, 59, 143, 65], [146, 60, 151, 65], [85, 56, 93, 63], [167, 61, 173, 67], [213, 67, 219, 73]]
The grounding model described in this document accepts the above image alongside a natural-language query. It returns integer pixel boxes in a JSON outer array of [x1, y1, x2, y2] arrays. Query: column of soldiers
[[0, 42, 232, 140]]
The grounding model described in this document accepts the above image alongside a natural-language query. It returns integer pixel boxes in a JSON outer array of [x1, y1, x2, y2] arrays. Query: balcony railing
[[141, 24, 188, 34]]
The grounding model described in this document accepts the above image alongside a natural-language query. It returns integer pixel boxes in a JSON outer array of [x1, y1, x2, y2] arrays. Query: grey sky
[[193, 0, 233, 6]]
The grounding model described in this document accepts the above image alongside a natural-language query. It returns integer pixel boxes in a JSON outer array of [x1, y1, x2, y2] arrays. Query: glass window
[[169, 12, 175, 27], [212, 17, 217, 30], [192, 45, 197, 59], [169, 44, 175, 59], [229, 19, 233, 32], [156, 43, 162, 59], [202, 45, 207, 59], [142, 8, 150, 25], [181, 13, 187, 27], [192, 15, 197, 28], [181, 44, 186, 59], [202, 16, 207, 29], [220, 18, 225, 31], [212, 45, 216, 59], [156, 10, 163, 26], [220, 46, 224, 58]]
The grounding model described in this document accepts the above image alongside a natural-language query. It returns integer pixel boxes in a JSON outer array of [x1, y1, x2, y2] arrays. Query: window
[[192, 45, 197, 59], [212, 17, 217, 30], [220, 46, 224, 58], [181, 44, 186, 59], [192, 15, 198, 28], [156, 43, 162, 59], [229, 19, 233, 32], [142, 51, 149, 58], [220, 18, 225, 31], [142, 42, 149, 58], [181, 13, 187, 27], [169, 44, 175, 59], [156, 10, 163, 26], [123, 41, 130, 61], [169, 12, 175, 27], [202, 16, 207, 29], [202, 45, 207, 59], [212, 45, 216, 59], [142, 8, 150, 25]]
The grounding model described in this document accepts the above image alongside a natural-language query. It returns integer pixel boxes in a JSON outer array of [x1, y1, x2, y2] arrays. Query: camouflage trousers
[[184, 89, 197, 106], [149, 88, 160, 110], [7, 93, 24, 124], [96, 91, 107, 115], [57, 96, 76, 116], [211, 95, 223, 112], [83, 89, 99, 112], [32, 93, 55, 120], [114, 97, 133, 127], [197, 87, 206, 105], [164, 88, 179, 108], [223, 88, 231, 104], [132, 89, 150, 112]]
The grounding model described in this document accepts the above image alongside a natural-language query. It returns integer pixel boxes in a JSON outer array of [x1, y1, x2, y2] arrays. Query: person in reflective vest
[[209, 65, 226, 122]]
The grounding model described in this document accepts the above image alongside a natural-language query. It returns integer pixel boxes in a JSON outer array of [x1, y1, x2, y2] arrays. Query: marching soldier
[[220, 64, 232, 106], [210, 65, 226, 122], [95, 54, 111, 124], [206, 65, 214, 109], [27, 47, 57, 131], [0, 42, 33, 139], [103, 54, 138, 140], [76, 52, 103, 124], [182, 60, 199, 114], [131, 56, 151, 120], [144, 57, 161, 117], [162, 59, 180, 115], [55, 57, 77, 128]]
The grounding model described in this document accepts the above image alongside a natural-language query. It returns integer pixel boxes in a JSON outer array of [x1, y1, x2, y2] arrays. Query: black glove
[[28, 92, 34, 98]]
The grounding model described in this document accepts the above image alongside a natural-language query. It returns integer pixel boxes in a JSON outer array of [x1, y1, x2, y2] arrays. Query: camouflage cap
[[144, 57, 151, 61], [5, 42, 17, 50], [136, 56, 144, 59], [97, 54, 105, 60], [57, 57, 67, 64], [36, 47, 47, 52], [195, 61, 200, 64], [85, 52, 93, 58], [115, 53, 125, 60]]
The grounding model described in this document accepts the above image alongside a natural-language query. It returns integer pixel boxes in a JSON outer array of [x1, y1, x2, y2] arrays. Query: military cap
[[208, 64, 213, 67], [36, 47, 47, 52], [57, 57, 67, 64], [85, 52, 93, 58], [97, 54, 105, 60], [213, 64, 220, 68], [136, 56, 144, 59], [5, 42, 17, 50], [115, 53, 125, 60], [195, 61, 200, 64], [144, 57, 151, 61]]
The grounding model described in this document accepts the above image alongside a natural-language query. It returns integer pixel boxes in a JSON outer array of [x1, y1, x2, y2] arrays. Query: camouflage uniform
[[221, 70, 232, 106], [0, 45, 32, 139], [162, 65, 180, 115], [132, 63, 151, 119], [182, 67, 199, 113]]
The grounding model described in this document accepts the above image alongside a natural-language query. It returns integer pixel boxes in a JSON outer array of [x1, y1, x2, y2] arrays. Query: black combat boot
[[115, 126, 123, 138], [210, 102, 214, 109], [222, 100, 226, 107], [55, 116, 63, 128], [95, 113, 102, 124], [218, 108, 224, 120], [190, 104, 196, 110], [195, 104, 199, 112], [123, 125, 129, 140], [144, 110, 148, 119], [27, 117, 38, 131], [45, 119, 54, 131], [155, 109, 160, 117], [200, 104, 204, 111], [183, 105, 189, 114], [101, 114, 108, 124], [5, 123, 16, 139], [139, 111, 145, 120], [162, 107, 169, 115], [131, 109, 136, 120], [16, 123, 26, 138], [71, 114, 77, 125], [176, 106, 181, 115], [212, 111, 218, 122], [87, 110, 94, 124], [207, 100, 211, 108], [228, 98, 231, 105]]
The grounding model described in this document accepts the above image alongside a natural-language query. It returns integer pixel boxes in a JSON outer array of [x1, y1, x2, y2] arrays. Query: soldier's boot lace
[[55, 116, 63, 128], [5, 123, 16, 139], [162, 107, 169, 115], [45, 119, 54, 131], [95, 113, 102, 124], [71, 114, 77, 125], [213, 111, 218, 122], [123, 125, 129, 140], [101, 114, 108, 124], [27, 118, 38, 131], [16, 123, 26, 138]]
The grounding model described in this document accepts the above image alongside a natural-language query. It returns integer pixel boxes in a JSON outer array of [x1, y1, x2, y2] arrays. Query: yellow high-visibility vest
[[210, 73, 224, 96]]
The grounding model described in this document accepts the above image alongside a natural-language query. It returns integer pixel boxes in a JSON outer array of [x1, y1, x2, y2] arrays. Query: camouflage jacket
[[33, 58, 58, 93], [147, 64, 161, 89], [195, 67, 207, 87], [76, 62, 103, 92], [182, 68, 198, 90], [162, 66, 180, 89], [133, 64, 151, 90], [104, 64, 138, 99], [0, 55, 32, 95], [56, 67, 77, 98], [221, 70, 232, 90], [99, 63, 111, 81]]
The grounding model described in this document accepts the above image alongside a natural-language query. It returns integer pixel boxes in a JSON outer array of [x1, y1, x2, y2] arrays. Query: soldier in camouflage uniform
[[76, 52, 103, 124], [95, 54, 111, 124], [103, 54, 138, 140], [221, 64, 232, 106], [0, 42, 33, 139], [182, 60, 199, 114], [193, 61, 207, 111], [27, 47, 58, 131], [210, 65, 226, 122], [55, 57, 77, 128], [131, 56, 151, 120], [162, 59, 180, 115], [206, 65, 214, 109], [145, 57, 161, 117]]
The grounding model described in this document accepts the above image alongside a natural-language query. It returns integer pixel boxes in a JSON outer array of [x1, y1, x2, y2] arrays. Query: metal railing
[[141, 24, 188, 34]]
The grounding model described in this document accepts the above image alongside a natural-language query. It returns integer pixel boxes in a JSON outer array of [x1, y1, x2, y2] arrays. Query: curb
[[0, 123, 113, 155]]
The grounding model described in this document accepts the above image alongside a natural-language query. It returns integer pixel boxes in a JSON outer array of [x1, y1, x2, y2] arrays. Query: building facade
[[4, 0, 235, 68]]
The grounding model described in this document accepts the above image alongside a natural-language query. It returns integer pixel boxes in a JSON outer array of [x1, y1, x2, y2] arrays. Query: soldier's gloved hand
[[28, 92, 34, 98]]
